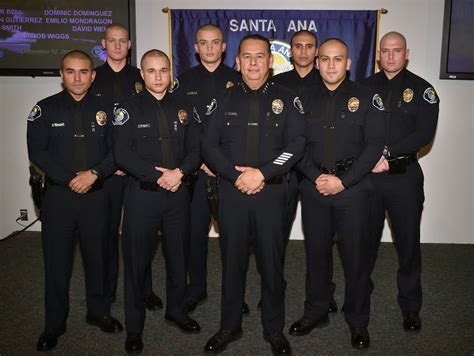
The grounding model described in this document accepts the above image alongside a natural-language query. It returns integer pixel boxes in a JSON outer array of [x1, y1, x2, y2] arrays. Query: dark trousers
[[300, 177, 371, 328], [104, 175, 154, 302], [369, 163, 424, 313], [218, 179, 287, 334], [122, 182, 189, 334], [187, 170, 212, 298], [41, 185, 109, 329]]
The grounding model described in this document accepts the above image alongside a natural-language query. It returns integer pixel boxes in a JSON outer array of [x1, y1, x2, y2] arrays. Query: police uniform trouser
[[368, 163, 424, 313], [187, 170, 212, 298], [42, 185, 109, 329], [218, 179, 287, 334], [300, 177, 371, 328], [122, 181, 189, 334], [104, 175, 154, 302]]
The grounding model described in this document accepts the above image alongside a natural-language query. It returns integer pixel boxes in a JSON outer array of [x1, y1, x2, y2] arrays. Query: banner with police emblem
[[169, 9, 378, 81]]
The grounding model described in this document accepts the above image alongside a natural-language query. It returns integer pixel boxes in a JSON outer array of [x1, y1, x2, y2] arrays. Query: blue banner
[[170, 9, 378, 81]]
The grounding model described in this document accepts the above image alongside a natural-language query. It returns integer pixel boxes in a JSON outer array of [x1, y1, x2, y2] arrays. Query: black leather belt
[[319, 158, 353, 177], [46, 177, 103, 192], [387, 153, 417, 174], [266, 174, 287, 185], [139, 181, 161, 191]]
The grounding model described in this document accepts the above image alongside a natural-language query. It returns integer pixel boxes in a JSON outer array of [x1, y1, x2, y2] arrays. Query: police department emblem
[[28, 105, 41, 121], [178, 109, 188, 125], [193, 107, 202, 123], [135, 82, 143, 94], [403, 88, 414, 103], [113, 108, 130, 126], [347, 97, 360, 112], [272, 99, 284, 114], [169, 78, 179, 93], [226, 81, 234, 89], [96, 111, 107, 126], [206, 98, 217, 115], [293, 97, 305, 114], [270, 40, 292, 75], [372, 94, 385, 111], [423, 87, 438, 104]]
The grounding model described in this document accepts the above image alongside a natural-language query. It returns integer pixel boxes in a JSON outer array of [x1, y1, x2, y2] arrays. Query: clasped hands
[[69, 170, 97, 194], [155, 166, 183, 192], [315, 174, 345, 196], [234, 166, 265, 195]]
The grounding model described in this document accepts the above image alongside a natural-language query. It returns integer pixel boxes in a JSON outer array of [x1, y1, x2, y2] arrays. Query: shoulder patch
[[205, 98, 217, 115], [193, 107, 202, 123], [423, 87, 438, 104], [169, 78, 179, 93], [372, 94, 385, 111], [113, 108, 130, 126], [293, 97, 305, 114], [28, 104, 42, 122]]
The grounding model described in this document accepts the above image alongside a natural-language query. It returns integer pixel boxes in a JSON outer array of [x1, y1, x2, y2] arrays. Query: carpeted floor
[[1, 232, 473, 355]]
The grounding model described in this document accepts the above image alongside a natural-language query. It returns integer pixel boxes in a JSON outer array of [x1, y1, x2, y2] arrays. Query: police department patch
[[135, 82, 143, 94], [206, 98, 217, 115], [293, 97, 305, 114], [423, 87, 438, 104], [28, 105, 41, 121], [96, 111, 107, 126], [113, 108, 129, 126], [193, 107, 201, 123], [178, 109, 188, 125], [226, 81, 234, 89], [347, 97, 360, 112], [169, 78, 179, 93], [372, 94, 385, 111], [403, 88, 414, 103], [272, 99, 284, 114]]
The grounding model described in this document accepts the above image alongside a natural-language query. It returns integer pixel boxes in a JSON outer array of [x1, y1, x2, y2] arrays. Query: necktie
[[156, 103, 176, 169], [245, 92, 260, 167], [73, 101, 87, 171]]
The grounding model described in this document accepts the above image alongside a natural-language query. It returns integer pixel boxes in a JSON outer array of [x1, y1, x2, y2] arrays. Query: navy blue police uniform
[[91, 62, 159, 305], [113, 89, 200, 336], [202, 80, 305, 335], [296, 78, 384, 331], [27, 89, 116, 333], [362, 68, 439, 321], [174, 62, 240, 304]]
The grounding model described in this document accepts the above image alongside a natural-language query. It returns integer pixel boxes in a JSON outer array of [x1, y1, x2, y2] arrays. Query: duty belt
[[46, 176, 103, 192], [266, 173, 289, 185], [319, 158, 353, 177], [386, 153, 417, 175]]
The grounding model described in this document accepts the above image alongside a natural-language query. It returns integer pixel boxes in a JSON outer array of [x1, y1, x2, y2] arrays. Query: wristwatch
[[90, 169, 100, 178]]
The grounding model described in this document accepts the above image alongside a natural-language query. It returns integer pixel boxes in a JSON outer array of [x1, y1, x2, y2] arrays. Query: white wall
[[1, 0, 473, 243]]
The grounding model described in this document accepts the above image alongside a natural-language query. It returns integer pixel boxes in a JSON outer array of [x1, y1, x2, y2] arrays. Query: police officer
[[91, 23, 162, 310], [363, 31, 439, 332], [272, 31, 338, 314], [289, 38, 384, 350], [27, 50, 123, 352], [202, 34, 305, 355], [173, 23, 246, 313], [113, 50, 201, 354]]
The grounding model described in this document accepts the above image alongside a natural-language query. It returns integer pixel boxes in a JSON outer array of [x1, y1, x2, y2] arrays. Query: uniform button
[[275, 123, 279, 127], [226, 122, 230, 126]]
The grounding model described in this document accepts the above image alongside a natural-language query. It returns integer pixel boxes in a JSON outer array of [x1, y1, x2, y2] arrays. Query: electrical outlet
[[20, 209, 28, 221]]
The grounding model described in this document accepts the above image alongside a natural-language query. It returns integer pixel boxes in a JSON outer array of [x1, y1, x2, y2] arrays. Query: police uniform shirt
[[173, 62, 241, 119], [362, 68, 439, 156], [272, 67, 322, 99], [113, 90, 200, 182], [91, 62, 143, 110], [27, 90, 116, 185], [299, 78, 385, 188], [202, 81, 306, 183]]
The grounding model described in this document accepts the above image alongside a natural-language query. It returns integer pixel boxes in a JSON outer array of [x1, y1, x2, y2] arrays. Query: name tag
[[137, 123, 151, 128], [51, 122, 65, 127]]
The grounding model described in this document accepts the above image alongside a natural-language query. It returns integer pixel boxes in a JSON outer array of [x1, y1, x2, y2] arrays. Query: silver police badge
[[347, 97, 360, 112], [96, 111, 107, 126], [206, 98, 217, 115], [423, 87, 438, 104], [372, 94, 385, 111], [113, 108, 130, 126], [293, 97, 305, 114], [226, 81, 234, 89], [272, 99, 284, 114], [178, 109, 188, 125], [169, 78, 179, 93], [28, 104, 42, 121], [403, 88, 414, 103], [135, 81, 143, 94]]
